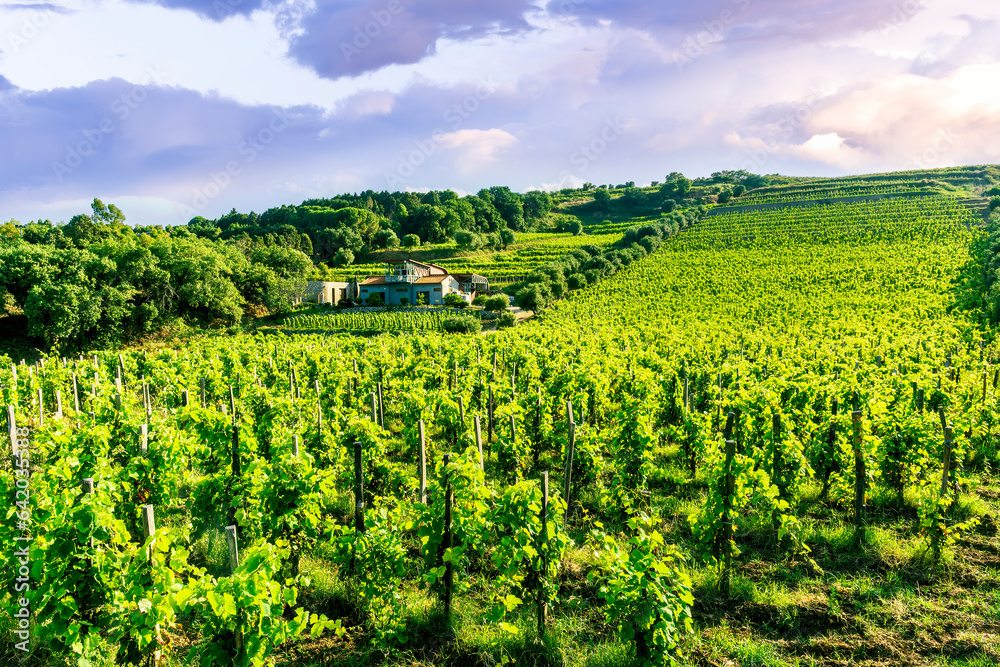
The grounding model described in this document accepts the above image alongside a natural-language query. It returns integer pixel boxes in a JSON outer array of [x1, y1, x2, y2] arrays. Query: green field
[[4, 170, 1000, 667]]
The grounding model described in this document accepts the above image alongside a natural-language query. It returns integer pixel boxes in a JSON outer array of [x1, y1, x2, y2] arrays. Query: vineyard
[[327, 232, 627, 283], [5, 181, 1000, 667], [281, 309, 474, 334]]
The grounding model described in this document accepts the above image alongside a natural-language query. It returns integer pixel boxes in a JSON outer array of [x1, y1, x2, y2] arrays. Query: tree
[[454, 230, 486, 250], [407, 205, 447, 244], [299, 233, 314, 256], [149, 235, 245, 325], [25, 281, 102, 349], [402, 234, 421, 249], [484, 186, 525, 230], [566, 219, 584, 236], [483, 294, 508, 312], [373, 229, 400, 250], [593, 188, 612, 211], [91, 198, 126, 225], [523, 190, 554, 221], [515, 282, 551, 312], [332, 248, 355, 267]]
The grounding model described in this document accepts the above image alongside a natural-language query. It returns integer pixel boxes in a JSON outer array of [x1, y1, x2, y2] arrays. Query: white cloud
[[435, 128, 520, 172]]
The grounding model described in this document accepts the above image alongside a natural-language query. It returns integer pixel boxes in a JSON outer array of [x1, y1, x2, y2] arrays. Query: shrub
[[443, 293, 468, 308], [567, 273, 587, 290], [364, 293, 384, 306], [472, 294, 486, 306], [332, 248, 354, 267], [515, 283, 551, 312], [497, 310, 516, 328], [483, 294, 508, 312], [373, 229, 400, 249], [399, 297, 409, 306], [401, 234, 421, 248], [442, 315, 482, 334]]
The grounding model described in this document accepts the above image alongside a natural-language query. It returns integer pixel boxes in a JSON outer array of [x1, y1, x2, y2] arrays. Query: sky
[[2, 0, 1000, 226]]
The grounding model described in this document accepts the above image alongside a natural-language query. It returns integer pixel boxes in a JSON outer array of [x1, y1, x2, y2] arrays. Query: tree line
[[0, 200, 313, 353], [186, 186, 555, 268]]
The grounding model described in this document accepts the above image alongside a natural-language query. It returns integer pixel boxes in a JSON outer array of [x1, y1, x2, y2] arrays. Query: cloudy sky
[[2, 0, 999, 225]]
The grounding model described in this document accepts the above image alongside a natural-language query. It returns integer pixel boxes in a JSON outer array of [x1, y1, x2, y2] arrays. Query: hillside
[[4, 166, 1000, 667]]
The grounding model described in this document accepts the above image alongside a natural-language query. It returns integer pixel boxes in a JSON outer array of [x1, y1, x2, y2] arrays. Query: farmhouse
[[303, 281, 353, 305], [359, 260, 488, 306]]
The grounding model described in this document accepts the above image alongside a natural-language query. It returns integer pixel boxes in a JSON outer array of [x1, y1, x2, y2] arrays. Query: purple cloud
[[546, 0, 921, 43], [288, 0, 536, 78], [122, 0, 268, 21], [2, 3, 72, 11]]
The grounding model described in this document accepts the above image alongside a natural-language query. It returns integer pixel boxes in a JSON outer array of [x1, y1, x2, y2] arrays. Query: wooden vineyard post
[[225, 524, 240, 572], [723, 411, 735, 441], [418, 420, 427, 505], [537, 471, 549, 639], [82, 478, 95, 569], [54, 391, 63, 421], [940, 426, 953, 498], [474, 415, 484, 470], [315, 380, 323, 433], [487, 386, 495, 450], [771, 412, 784, 499], [225, 525, 244, 657], [916, 388, 925, 413], [140, 424, 148, 456], [72, 373, 80, 415], [370, 393, 379, 428], [181, 390, 189, 408], [377, 382, 385, 428], [354, 442, 365, 534], [443, 453, 454, 618], [563, 421, 576, 514], [141, 504, 156, 545], [457, 396, 466, 439], [851, 410, 866, 543], [821, 399, 838, 498], [7, 406, 17, 458], [141, 504, 163, 662], [721, 439, 736, 598], [200, 377, 206, 408], [983, 370, 989, 408], [292, 435, 300, 458], [37, 388, 43, 427]]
